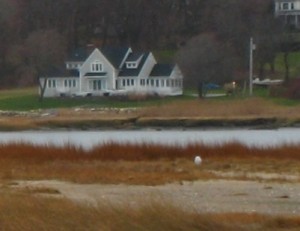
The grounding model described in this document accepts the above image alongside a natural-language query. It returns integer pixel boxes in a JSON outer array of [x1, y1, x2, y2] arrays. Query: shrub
[[269, 85, 287, 97], [285, 78, 300, 99]]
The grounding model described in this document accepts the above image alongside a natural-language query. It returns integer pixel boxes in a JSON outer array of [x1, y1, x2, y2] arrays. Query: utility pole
[[249, 37, 256, 96]]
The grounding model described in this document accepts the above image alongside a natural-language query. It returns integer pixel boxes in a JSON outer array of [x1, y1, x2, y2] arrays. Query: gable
[[80, 48, 115, 75], [101, 47, 131, 69], [118, 52, 150, 77]]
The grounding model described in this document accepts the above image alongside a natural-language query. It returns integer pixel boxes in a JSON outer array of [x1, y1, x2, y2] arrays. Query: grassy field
[[0, 85, 299, 112], [0, 87, 299, 130]]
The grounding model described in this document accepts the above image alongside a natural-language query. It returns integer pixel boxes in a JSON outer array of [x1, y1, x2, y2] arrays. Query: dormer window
[[281, 2, 294, 10], [66, 62, 82, 70], [126, 62, 138, 69], [91, 60, 103, 72], [125, 53, 143, 69]]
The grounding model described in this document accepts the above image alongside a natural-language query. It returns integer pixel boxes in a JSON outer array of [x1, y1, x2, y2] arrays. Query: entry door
[[93, 80, 102, 90]]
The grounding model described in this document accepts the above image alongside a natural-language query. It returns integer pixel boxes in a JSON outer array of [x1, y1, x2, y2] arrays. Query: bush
[[269, 85, 287, 98], [285, 78, 300, 99]]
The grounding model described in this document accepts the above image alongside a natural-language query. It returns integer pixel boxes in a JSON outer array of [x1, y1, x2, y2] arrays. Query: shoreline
[[0, 116, 299, 131]]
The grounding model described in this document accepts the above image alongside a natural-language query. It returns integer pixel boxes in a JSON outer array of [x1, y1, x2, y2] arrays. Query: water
[[0, 128, 300, 149]]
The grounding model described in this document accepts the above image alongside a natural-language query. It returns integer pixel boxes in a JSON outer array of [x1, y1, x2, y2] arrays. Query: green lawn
[[0, 87, 194, 111], [0, 85, 298, 111], [274, 52, 300, 79]]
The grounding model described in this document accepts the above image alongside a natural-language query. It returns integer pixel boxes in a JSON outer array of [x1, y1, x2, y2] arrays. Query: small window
[[161, 80, 165, 87], [131, 79, 134, 86], [156, 79, 159, 87], [126, 62, 137, 69], [47, 79, 56, 88], [166, 80, 170, 87], [122, 79, 126, 87], [91, 61, 103, 72], [73, 79, 76, 87], [151, 79, 154, 86], [282, 2, 289, 10]]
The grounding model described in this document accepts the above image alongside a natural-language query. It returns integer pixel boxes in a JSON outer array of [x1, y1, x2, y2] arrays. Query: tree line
[[0, 0, 286, 89]]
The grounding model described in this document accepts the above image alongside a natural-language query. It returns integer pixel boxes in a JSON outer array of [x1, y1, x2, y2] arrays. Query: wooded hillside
[[0, 0, 281, 87]]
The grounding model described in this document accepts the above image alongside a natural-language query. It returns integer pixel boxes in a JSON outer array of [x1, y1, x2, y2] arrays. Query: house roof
[[118, 52, 150, 77], [67, 48, 92, 62], [126, 52, 143, 62], [150, 64, 174, 77], [100, 47, 130, 68], [45, 67, 80, 78]]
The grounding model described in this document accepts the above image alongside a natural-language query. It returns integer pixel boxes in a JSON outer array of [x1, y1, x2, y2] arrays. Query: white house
[[274, 0, 300, 29], [39, 46, 183, 97]]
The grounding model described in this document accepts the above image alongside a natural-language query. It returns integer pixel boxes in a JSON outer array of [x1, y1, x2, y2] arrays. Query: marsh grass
[[140, 97, 300, 118], [0, 142, 300, 184], [0, 193, 300, 231], [1, 142, 300, 229]]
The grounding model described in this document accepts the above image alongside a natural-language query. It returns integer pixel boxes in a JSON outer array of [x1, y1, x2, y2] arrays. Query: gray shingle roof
[[126, 52, 143, 62], [101, 47, 130, 68], [150, 64, 174, 77], [118, 52, 150, 77], [67, 48, 92, 62], [46, 67, 79, 78]]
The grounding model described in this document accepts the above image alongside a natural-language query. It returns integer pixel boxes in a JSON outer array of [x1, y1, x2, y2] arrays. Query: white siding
[[79, 49, 116, 94]]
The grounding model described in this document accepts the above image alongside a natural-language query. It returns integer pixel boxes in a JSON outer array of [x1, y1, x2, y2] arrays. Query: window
[[150, 79, 154, 86], [122, 79, 126, 87], [126, 62, 138, 69], [131, 79, 134, 86], [140, 79, 145, 86], [281, 2, 295, 10], [91, 61, 103, 72], [166, 80, 170, 87], [156, 79, 159, 87], [93, 80, 102, 90], [161, 79, 165, 87], [48, 79, 56, 88], [282, 2, 289, 10]]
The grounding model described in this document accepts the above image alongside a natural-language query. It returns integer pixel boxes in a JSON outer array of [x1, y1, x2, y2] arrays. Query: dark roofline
[[150, 64, 174, 77]]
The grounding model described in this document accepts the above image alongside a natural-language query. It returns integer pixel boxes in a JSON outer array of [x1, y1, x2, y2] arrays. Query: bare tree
[[25, 29, 66, 100], [176, 33, 236, 97]]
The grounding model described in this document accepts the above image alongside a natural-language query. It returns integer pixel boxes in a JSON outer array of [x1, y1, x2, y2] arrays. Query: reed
[[140, 97, 300, 119], [0, 142, 299, 184], [0, 193, 300, 231]]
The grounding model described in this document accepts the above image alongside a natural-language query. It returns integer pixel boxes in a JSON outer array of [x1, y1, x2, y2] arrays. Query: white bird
[[194, 155, 202, 166]]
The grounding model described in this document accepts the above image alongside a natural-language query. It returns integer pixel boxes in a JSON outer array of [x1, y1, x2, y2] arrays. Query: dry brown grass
[[140, 97, 300, 118], [0, 143, 300, 230], [1, 97, 300, 130], [0, 142, 299, 184], [0, 192, 300, 231]]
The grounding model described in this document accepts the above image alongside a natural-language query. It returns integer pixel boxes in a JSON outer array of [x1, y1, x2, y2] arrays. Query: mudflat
[[14, 178, 300, 216]]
